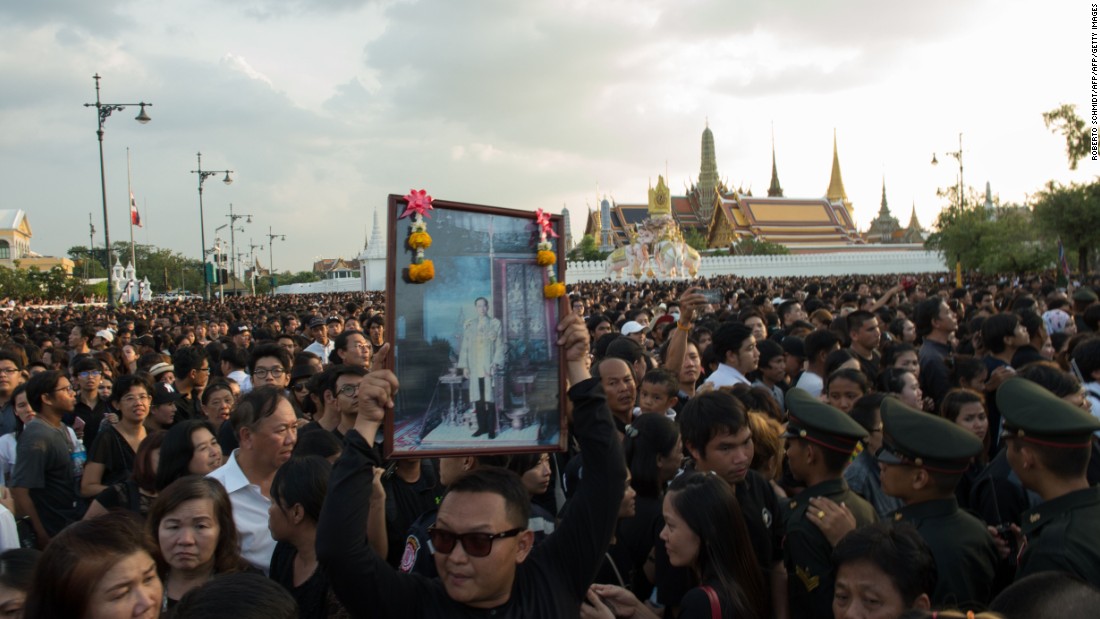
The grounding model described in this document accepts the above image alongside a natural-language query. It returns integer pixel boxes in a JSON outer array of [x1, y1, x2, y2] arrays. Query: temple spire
[[907, 202, 921, 229], [826, 129, 849, 205], [878, 176, 891, 217], [767, 129, 784, 197], [697, 121, 719, 220]]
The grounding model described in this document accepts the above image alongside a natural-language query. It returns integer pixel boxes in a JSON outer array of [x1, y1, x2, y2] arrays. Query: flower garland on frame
[[401, 189, 434, 283], [535, 208, 564, 298]]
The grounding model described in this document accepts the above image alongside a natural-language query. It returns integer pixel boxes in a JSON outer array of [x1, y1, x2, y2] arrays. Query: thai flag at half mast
[[130, 191, 142, 228]]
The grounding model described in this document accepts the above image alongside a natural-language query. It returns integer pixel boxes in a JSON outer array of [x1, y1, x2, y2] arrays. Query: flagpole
[[127, 147, 136, 272]]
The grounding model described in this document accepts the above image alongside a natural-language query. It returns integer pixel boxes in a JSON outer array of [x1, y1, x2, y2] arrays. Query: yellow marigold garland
[[401, 190, 435, 283], [534, 208, 562, 299]]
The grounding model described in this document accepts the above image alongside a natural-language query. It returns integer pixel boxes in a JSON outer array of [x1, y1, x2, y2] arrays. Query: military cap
[[996, 377, 1100, 448], [877, 397, 983, 474], [1073, 287, 1098, 302], [783, 388, 868, 454]]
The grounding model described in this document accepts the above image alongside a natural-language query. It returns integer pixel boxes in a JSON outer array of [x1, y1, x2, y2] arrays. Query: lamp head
[[222, 172, 233, 185], [246, 215, 253, 224], [135, 103, 152, 124], [930, 153, 938, 166]]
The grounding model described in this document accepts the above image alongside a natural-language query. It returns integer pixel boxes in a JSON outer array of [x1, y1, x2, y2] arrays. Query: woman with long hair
[[603, 414, 681, 596], [939, 388, 989, 510], [147, 476, 251, 610], [584, 473, 767, 619], [267, 456, 348, 619]]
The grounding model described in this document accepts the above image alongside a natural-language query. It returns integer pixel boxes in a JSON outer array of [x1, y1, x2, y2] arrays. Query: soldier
[[782, 388, 876, 619], [877, 397, 998, 609], [996, 377, 1100, 586], [458, 297, 504, 439]]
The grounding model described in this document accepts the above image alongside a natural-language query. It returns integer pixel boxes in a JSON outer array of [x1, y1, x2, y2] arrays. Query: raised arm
[[663, 288, 706, 377], [317, 345, 421, 619], [867, 283, 903, 313], [539, 311, 627, 598]]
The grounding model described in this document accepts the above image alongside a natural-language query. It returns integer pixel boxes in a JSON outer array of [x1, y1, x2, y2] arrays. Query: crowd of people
[[0, 271, 1096, 618]]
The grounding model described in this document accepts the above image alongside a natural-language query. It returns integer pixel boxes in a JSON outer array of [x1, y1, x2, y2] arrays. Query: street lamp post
[[266, 226, 286, 296], [931, 132, 965, 209], [190, 153, 233, 301], [84, 73, 152, 310], [932, 133, 966, 287], [247, 239, 264, 295], [226, 203, 251, 296]]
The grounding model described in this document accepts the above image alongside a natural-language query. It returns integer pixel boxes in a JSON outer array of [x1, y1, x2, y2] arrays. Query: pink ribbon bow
[[535, 208, 558, 238], [400, 189, 434, 219]]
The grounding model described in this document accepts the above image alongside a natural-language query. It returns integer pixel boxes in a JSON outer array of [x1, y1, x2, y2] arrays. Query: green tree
[[927, 185, 1056, 274], [0, 265, 92, 301], [1032, 180, 1100, 274], [683, 228, 708, 251], [1043, 104, 1091, 170], [728, 237, 791, 256], [70, 242, 205, 293], [567, 234, 609, 261]]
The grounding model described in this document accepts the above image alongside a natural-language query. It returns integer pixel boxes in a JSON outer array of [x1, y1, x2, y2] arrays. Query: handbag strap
[[701, 585, 721, 619]]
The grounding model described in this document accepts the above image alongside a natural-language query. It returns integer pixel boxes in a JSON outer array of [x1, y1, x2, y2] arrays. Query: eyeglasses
[[292, 382, 309, 393], [78, 371, 102, 379], [121, 394, 153, 405], [253, 367, 286, 379], [196, 366, 211, 374], [0, 368, 18, 376], [427, 526, 525, 558], [336, 384, 359, 398], [53, 384, 75, 394]]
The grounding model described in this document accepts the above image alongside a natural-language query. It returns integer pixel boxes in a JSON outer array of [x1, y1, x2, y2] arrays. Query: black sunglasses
[[291, 382, 309, 393], [427, 526, 525, 558]]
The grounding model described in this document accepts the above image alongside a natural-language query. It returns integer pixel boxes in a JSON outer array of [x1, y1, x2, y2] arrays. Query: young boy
[[635, 368, 679, 419]]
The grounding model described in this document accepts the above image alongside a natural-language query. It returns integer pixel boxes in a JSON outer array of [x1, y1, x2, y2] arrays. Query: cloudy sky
[[0, 0, 1093, 274]]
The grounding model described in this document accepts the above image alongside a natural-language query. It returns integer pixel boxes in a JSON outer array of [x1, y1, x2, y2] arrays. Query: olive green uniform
[[1017, 485, 1100, 587], [876, 398, 997, 609], [994, 378, 1100, 589], [891, 498, 997, 609], [785, 478, 877, 619], [781, 389, 876, 619]]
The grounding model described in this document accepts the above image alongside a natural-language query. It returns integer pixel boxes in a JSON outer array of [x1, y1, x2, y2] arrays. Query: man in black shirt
[[660, 389, 787, 618], [318, 315, 626, 617]]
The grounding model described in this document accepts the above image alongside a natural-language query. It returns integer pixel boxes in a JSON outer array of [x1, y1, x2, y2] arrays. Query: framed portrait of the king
[[383, 194, 568, 458]]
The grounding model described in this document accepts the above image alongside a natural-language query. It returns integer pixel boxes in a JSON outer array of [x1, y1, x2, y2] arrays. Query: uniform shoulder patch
[[399, 534, 421, 573], [796, 565, 820, 592]]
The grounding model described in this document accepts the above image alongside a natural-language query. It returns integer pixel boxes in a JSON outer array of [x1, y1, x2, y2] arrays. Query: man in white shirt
[[303, 317, 335, 363], [793, 329, 840, 398], [208, 385, 298, 572], [704, 322, 758, 389]]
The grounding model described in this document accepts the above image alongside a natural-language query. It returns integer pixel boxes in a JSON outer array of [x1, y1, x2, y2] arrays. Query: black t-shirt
[[270, 541, 349, 619], [10, 419, 84, 536], [89, 425, 137, 488], [69, 396, 110, 456], [383, 462, 443, 568]]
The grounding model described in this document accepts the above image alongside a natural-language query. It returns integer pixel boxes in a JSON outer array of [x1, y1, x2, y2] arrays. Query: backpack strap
[[701, 585, 721, 619]]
